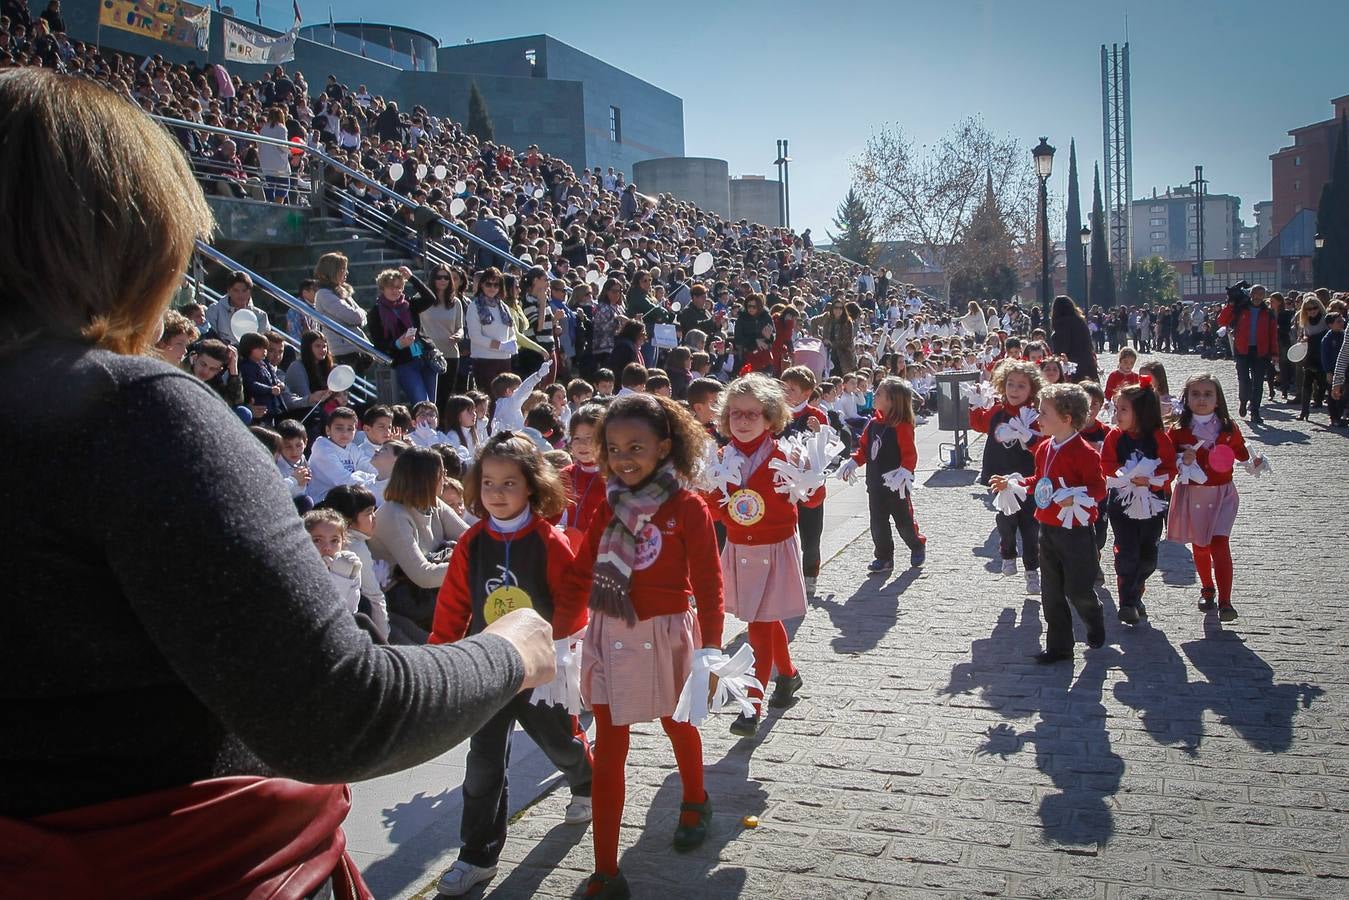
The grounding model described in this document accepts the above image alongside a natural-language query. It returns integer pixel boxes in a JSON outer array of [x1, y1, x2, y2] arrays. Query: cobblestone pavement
[[414, 353, 1349, 900]]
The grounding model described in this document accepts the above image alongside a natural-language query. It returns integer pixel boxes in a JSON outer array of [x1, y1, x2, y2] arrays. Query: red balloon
[[290, 136, 304, 156]]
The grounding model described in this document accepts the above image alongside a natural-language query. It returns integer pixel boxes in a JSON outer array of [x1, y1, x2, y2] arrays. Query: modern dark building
[[298, 23, 440, 73], [1269, 94, 1349, 238]]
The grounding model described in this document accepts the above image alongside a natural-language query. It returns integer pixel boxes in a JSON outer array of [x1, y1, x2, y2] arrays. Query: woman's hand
[[398, 265, 413, 280], [1130, 475, 1152, 487], [483, 608, 557, 690], [308, 389, 331, 404], [490, 339, 500, 351], [226, 345, 239, 375], [271, 384, 283, 395], [989, 475, 1009, 493]]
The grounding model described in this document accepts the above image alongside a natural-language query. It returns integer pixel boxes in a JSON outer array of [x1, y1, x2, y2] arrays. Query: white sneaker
[[1001, 559, 1017, 576], [564, 795, 593, 824], [1025, 569, 1041, 594], [437, 860, 497, 896]]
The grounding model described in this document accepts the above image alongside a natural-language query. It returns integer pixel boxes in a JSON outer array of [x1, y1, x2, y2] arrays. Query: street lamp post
[[1080, 225, 1092, 308], [774, 140, 793, 229], [1032, 137, 1056, 319]]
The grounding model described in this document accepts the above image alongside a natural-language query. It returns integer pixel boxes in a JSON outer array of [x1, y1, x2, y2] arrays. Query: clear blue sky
[[314, 0, 1347, 239]]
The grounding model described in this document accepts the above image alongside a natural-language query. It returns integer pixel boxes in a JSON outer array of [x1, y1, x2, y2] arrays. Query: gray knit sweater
[[0, 339, 523, 818]]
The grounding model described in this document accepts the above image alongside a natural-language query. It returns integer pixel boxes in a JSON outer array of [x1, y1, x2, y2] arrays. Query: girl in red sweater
[[1167, 373, 1253, 622], [1101, 380, 1177, 625], [429, 432, 593, 897], [567, 394, 723, 899], [991, 383, 1107, 664], [1104, 347, 1141, 400], [559, 402, 606, 548], [835, 377, 927, 573], [709, 373, 819, 738]]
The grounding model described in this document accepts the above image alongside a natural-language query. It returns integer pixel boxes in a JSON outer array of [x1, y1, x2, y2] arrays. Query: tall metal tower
[[1101, 43, 1132, 292]]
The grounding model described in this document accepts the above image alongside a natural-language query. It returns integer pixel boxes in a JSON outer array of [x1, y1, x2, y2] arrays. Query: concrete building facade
[[729, 175, 782, 227], [1269, 94, 1349, 237], [58, 11, 682, 181], [631, 158, 730, 217], [1131, 186, 1241, 263]]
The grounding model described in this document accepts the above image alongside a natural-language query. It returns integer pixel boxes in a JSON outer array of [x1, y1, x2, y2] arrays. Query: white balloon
[[434, 165, 448, 180], [504, 213, 517, 227], [1288, 341, 1308, 363], [454, 179, 467, 193], [326, 364, 357, 392], [388, 162, 404, 181], [533, 187, 545, 199], [671, 301, 682, 312], [621, 247, 632, 260], [230, 308, 260, 338], [586, 269, 603, 285], [416, 164, 428, 180], [692, 251, 714, 276], [449, 197, 467, 217]]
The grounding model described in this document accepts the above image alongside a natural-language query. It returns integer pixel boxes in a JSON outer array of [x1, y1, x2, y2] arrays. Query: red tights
[[1192, 535, 1233, 603], [589, 704, 704, 879], [747, 620, 797, 712]]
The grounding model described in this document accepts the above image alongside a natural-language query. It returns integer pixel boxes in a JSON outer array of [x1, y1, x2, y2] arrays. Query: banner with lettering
[[98, 0, 210, 50], [223, 18, 297, 64]]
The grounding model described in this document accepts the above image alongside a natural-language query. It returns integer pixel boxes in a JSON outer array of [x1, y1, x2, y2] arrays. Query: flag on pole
[[327, 4, 334, 44], [359, 18, 366, 57], [292, 0, 302, 27], [255, 0, 261, 24], [387, 26, 395, 64], [409, 36, 417, 70]]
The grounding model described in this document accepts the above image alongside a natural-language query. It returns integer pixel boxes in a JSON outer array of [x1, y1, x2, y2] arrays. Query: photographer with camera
[[1217, 282, 1277, 424]]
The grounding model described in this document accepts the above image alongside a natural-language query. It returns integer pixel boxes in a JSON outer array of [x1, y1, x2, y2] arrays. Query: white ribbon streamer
[[994, 406, 1039, 447], [770, 426, 838, 504], [880, 466, 914, 498], [961, 380, 998, 411], [672, 645, 764, 727], [1242, 454, 1272, 478], [1175, 446, 1208, 486], [700, 443, 744, 504], [992, 475, 1027, 516], [1052, 479, 1097, 528], [529, 632, 584, 715], [1098, 400, 1116, 426], [1104, 456, 1169, 520], [1061, 360, 1078, 377]]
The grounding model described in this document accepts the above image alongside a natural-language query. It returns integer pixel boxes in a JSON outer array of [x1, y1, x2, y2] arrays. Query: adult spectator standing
[[619, 183, 639, 221], [0, 68, 553, 898], [205, 270, 271, 343], [313, 252, 373, 373], [38, 0, 63, 34], [906, 287, 924, 318], [677, 283, 719, 342], [418, 264, 468, 402], [821, 297, 857, 375], [733, 293, 774, 370], [367, 266, 438, 405], [1217, 283, 1277, 424], [1049, 294, 1098, 383], [1273, 292, 1296, 401], [471, 205, 512, 269], [374, 99, 402, 143], [466, 267, 517, 388], [958, 300, 987, 340], [258, 106, 291, 203], [519, 265, 557, 382], [856, 266, 875, 296]]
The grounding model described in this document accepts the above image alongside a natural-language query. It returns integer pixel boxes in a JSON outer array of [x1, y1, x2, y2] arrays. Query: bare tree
[[851, 117, 1048, 301]]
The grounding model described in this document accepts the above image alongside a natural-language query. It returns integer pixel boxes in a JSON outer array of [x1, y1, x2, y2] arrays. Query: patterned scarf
[[474, 292, 506, 327], [589, 462, 680, 625], [377, 292, 413, 341]]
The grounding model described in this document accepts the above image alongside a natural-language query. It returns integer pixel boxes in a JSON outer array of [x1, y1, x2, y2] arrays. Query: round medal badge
[[1033, 476, 1055, 510], [633, 522, 663, 570], [1208, 443, 1235, 473], [727, 488, 766, 526], [483, 585, 533, 624]]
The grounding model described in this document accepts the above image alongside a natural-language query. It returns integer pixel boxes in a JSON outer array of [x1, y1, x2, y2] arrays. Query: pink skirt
[[722, 535, 808, 623], [1167, 482, 1239, 546], [582, 608, 697, 727]]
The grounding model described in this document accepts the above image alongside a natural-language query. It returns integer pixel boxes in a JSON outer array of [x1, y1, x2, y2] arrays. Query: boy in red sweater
[[992, 383, 1106, 663]]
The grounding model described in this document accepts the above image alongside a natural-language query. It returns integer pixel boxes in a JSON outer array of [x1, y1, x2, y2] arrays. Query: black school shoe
[[672, 793, 713, 852], [1198, 587, 1217, 611], [1118, 605, 1140, 625], [767, 672, 803, 709], [729, 712, 760, 737], [584, 871, 631, 899], [1034, 649, 1072, 664]]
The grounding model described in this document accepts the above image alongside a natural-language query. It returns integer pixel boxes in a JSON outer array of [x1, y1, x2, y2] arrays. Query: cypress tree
[[828, 187, 878, 265], [1314, 113, 1349, 290], [467, 81, 494, 142], [1090, 165, 1116, 307], [1064, 140, 1086, 303]]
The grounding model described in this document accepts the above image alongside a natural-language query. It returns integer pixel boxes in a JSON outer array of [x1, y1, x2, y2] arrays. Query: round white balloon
[[229, 308, 260, 338], [416, 164, 428, 180], [586, 269, 603, 285], [449, 197, 467, 217], [434, 165, 448, 180], [1288, 342, 1308, 363], [533, 187, 545, 199], [454, 180, 467, 194], [671, 301, 682, 312], [327, 364, 357, 392], [504, 213, 517, 227], [388, 162, 404, 181], [692, 251, 714, 276], [621, 247, 632, 260]]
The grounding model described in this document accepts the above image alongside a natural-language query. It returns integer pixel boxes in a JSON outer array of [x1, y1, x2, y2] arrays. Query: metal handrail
[[152, 115, 530, 271], [193, 242, 393, 365], [327, 184, 467, 269]]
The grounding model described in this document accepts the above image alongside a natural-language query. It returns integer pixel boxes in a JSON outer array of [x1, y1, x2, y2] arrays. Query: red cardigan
[[565, 489, 725, 647], [1105, 370, 1141, 400], [430, 515, 585, 643], [1027, 432, 1106, 527], [709, 441, 821, 545], [560, 462, 606, 536], [1100, 427, 1178, 490], [1166, 421, 1250, 487]]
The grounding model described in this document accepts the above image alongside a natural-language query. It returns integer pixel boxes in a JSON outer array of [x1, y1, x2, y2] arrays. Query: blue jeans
[[395, 357, 439, 405]]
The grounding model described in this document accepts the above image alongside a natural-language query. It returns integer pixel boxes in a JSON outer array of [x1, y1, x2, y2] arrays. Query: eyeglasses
[[728, 409, 763, 421]]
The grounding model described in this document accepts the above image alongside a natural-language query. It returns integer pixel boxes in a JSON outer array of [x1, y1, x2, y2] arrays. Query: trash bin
[[934, 370, 980, 468]]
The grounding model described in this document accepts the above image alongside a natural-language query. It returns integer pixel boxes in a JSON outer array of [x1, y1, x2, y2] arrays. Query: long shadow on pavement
[[810, 567, 920, 655]]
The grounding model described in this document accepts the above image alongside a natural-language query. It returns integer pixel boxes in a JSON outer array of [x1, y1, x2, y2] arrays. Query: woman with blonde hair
[[313, 250, 373, 372], [1296, 293, 1330, 420], [0, 68, 555, 898], [959, 299, 988, 339]]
